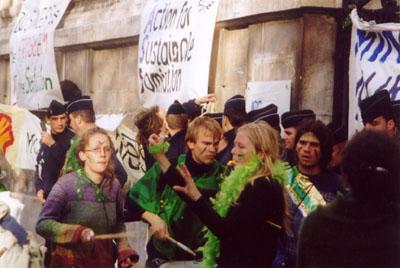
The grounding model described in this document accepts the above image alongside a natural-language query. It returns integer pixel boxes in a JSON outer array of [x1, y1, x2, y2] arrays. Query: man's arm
[[141, 211, 169, 240]]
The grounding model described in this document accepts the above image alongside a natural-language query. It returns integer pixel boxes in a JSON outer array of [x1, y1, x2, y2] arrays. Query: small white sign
[[246, 80, 291, 115]]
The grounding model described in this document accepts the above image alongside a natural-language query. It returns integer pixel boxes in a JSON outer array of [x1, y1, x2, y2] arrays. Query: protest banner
[[138, 0, 219, 109], [112, 124, 146, 185], [10, 0, 71, 109], [246, 80, 291, 115], [0, 104, 41, 171], [348, 9, 400, 136]]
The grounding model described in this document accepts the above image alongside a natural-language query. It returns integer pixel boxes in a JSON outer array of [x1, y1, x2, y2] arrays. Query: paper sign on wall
[[246, 80, 291, 115]]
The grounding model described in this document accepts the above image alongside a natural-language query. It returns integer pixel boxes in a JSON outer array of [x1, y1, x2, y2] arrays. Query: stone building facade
[[0, 0, 362, 192]]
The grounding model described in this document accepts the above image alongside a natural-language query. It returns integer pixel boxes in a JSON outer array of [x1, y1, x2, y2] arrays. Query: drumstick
[[96, 231, 134, 240], [166, 236, 196, 257], [95, 232, 196, 257]]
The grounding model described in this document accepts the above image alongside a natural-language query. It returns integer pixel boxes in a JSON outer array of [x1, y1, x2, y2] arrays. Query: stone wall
[[0, 0, 342, 121], [0, 0, 345, 192]]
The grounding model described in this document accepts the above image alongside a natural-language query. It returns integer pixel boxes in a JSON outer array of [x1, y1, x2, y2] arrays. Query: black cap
[[203, 112, 223, 126], [255, 113, 281, 132], [66, 96, 93, 114], [224, 95, 246, 115], [47, 100, 66, 117], [327, 122, 347, 144], [392, 100, 400, 125], [248, 104, 278, 122], [167, 100, 187, 115], [60, 80, 82, 102], [360, 90, 393, 124], [281, 110, 316, 129], [182, 100, 202, 121]]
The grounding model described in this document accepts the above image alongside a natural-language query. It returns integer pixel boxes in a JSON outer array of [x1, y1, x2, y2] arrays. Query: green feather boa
[[63, 136, 109, 202], [201, 155, 288, 268]]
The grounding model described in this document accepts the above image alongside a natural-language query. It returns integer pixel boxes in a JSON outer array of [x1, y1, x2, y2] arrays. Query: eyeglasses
[[84, 147, 113, 155]]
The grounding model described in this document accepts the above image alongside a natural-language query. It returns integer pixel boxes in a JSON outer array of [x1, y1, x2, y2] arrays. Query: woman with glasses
[[36, 127, 138, 268]]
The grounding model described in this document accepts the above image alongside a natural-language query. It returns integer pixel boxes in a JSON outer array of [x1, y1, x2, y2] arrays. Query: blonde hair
[[238, 121, 290, 233], [237, 121, 280, 179], [185, 116, 222, 144]]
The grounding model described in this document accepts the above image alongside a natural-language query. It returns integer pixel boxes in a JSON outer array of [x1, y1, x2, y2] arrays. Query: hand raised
[[195, 93, 216, 105], [41, 132, 55, 147], [173, 165, 202, 201], [148, 133, 163, 147]]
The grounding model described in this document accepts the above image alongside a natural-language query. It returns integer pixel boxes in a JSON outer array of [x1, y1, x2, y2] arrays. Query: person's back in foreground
[[298, 130, 400, 268]]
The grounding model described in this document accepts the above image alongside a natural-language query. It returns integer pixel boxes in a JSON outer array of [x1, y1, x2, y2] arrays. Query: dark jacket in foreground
[[298, 195, 400, 268], [216, 128, 236, 165], [188, 176, 286, 268]]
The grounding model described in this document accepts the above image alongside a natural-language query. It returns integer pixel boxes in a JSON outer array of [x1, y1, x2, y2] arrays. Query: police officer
[[35, 100, 74, 204]]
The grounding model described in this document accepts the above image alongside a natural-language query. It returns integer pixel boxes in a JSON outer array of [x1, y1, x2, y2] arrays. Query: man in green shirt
[[125, 116, 224, 267]]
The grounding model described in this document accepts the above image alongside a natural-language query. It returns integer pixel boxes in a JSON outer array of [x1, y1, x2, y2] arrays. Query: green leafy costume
[[128, 153, 223, 259]]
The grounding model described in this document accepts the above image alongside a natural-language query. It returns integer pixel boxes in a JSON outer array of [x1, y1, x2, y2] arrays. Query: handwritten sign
[[10, 0, 71, 109], [138, 0, 219, 109], [348, 9, 400, 136]]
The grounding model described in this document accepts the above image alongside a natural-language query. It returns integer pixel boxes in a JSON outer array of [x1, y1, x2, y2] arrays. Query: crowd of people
[[1, 81, 398, 268]]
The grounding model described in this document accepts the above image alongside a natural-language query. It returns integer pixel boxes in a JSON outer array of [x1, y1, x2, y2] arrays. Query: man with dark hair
[[298, 130, 400, 267], [280, 109, 316, 166], [125, 116, 223, 267], [274, 120, 343, 267], [217, 94, 248, 165], [359, 90, 397, 137], [165, 100, 188, 161], [64, 96, 127, 187], [35, 100, 74, 204]]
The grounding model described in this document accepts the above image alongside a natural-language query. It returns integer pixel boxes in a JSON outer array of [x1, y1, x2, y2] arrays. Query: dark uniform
[[216, 95, 248, 165], [216, 128, 235, 165], [166, 130, 186, 162], [35, 128, 74, 198]]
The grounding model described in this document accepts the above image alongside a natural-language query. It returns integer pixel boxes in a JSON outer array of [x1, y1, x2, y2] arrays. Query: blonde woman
[[150, 121, 288, 267]]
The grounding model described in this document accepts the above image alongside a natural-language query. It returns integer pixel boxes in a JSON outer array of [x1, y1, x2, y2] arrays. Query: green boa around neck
[[201, 155, 288, 268], [64, 136, 109, 202]]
